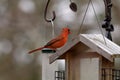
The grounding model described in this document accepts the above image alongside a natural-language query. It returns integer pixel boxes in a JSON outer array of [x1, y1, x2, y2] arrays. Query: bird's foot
[[42, 48, 56, 53]]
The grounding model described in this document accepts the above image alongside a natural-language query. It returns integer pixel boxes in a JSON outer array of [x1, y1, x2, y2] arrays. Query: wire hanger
[[77, 0, 107, 45], [90, 0, 107, 45], [44, 0, 56, 22]]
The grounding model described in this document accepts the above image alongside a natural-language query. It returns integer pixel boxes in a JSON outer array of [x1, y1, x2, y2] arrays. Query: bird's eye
[[68, 29, 70, 32], [68, 29, 70, 33]]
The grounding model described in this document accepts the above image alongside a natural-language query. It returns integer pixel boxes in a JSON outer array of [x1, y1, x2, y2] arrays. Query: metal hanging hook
[[44, 0, 56, 22]]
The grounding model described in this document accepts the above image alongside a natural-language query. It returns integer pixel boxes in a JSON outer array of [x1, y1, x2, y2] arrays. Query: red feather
[[28, 27, 70, 54]]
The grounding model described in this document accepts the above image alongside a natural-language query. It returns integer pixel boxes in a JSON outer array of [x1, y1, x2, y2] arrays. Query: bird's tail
[[28, 47, 44, 54]]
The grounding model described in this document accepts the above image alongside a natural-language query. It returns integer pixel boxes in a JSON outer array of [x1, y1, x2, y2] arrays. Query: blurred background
[[0, 0, 120, 80]]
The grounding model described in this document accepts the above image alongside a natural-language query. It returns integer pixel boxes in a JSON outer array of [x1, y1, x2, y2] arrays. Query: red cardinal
[[28, 27, 70, 54]]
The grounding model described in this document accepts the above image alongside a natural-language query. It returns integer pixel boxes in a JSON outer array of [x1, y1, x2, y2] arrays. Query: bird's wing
[[45, 36, 64, 47]]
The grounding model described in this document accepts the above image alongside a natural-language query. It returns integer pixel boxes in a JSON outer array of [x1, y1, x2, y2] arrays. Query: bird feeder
[[49, 34, 120, 80]]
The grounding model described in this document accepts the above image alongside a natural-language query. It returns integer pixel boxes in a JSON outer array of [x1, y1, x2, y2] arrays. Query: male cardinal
[[28, 27, 70, 54]]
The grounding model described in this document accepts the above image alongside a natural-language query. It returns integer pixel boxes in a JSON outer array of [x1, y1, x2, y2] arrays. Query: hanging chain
[[90, 0, 107, 45]]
